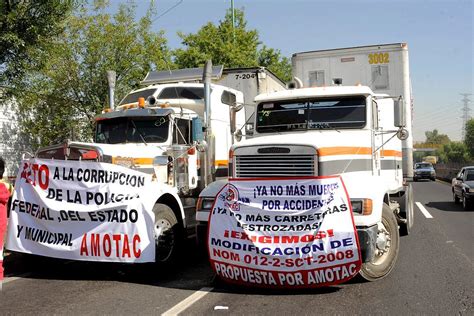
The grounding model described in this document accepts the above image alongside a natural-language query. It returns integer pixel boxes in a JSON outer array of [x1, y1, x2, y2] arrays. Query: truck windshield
[[256, 96, 366, 133], [95, 116, 170, 144], [415, 163, 432, 169]]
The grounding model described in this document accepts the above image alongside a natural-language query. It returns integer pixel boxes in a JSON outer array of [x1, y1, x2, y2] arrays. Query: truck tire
[[399, 185, 414, 236], [359, 204, 399, 281], [153, 203, 183, 264]]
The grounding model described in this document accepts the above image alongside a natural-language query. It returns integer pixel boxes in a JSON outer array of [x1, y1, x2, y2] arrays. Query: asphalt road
[[1, 180, 473, 315]]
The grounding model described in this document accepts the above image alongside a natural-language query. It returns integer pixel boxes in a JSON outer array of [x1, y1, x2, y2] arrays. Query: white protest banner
[[6, 158, 156, 262], [208, 176, 361, 288]]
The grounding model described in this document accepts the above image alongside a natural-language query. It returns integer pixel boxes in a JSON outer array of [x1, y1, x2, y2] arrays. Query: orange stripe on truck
[[318, 147, 372, 156], [215, 160, 228, 167], [318, 147, 402, 157], [381, 150, 403, 157]]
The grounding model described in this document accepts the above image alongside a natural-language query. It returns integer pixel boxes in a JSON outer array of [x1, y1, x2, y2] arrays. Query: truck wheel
[[453, 191, 460, 204], [359, 204, 399, 281], [153, 203, 182, 264], [399, 185, 414, 236]]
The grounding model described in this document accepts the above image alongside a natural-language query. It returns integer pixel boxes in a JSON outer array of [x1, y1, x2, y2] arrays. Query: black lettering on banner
[[87, 209, 138, 223], [16, 225, 24, 238]]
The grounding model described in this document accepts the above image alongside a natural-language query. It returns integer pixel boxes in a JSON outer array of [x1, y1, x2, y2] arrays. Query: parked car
[[452, 166, 474, 211], [413, 162, 436, 181]]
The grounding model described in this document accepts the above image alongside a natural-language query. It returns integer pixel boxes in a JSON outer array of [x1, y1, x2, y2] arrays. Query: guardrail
[[434, 162, 474, 182]]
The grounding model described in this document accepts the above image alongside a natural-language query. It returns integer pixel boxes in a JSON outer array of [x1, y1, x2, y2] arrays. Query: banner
[[208, 177, 361, 288], [6, 159, 156, 262]]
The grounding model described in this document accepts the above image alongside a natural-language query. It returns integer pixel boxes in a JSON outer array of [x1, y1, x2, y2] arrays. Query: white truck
[[196, 43, 414, 281], [33, 64, 247, 263]]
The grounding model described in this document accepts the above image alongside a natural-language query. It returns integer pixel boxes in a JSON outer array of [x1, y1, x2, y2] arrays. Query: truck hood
[[71, 141, 167, 158], [235, 130, 370, 149]]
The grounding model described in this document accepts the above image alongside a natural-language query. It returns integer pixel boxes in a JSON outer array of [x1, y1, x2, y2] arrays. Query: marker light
[[138, 97, 145, 108]]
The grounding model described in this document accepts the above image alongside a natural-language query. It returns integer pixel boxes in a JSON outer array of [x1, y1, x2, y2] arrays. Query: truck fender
[[199, 178, 229, 198], [150, 183, 186, 227]]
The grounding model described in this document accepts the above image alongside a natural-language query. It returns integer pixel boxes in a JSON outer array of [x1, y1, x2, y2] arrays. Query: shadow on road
[[4, 239, 213, 290], [425, 201, 470, 212], [4, 237, 351, 295]]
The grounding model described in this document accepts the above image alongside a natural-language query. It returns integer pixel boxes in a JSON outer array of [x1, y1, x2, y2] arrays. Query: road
[[1, 181, 473, 315]]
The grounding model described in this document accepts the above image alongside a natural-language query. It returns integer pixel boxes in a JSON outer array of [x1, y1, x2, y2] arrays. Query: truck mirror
[[394, 98, 406, 127], [230, 108, 237, 134], [234, 129, 243, 142], [192, 117, 204, 142]]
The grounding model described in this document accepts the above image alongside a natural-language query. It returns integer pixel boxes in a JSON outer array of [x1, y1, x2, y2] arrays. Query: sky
[[110, 0, 473, 142]]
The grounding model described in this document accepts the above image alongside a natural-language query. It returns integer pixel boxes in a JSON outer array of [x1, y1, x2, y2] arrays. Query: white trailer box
[[292, 43, 413, 178], [216, 67, 287, 125]]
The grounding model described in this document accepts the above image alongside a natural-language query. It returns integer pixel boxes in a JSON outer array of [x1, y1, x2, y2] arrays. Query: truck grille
[[235, 154, 315, 178]]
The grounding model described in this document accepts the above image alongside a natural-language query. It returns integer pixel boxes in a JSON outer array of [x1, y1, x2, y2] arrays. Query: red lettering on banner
[[103, 234, 112, 257], [80, 234, 88, 256], [133, 235, 141, 258], [224, 230, 335, 244], [91, 233, 100, 256], [20, 163, 50, 189], [113, 234, 121, 257], [122, 234, 131, 257], [79, 233, 141, 258]]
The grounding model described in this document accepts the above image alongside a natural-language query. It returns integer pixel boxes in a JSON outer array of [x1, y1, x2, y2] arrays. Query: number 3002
[[368, 52, 389, 64]]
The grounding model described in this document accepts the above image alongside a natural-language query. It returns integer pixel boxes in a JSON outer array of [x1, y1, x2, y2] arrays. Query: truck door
[[372, 98, 382, 176], [173, 118, 198, 190]]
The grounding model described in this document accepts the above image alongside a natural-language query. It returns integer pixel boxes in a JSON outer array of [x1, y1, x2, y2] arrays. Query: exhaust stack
[[201, 60, 213, 189], [203, 60, 212, 129], [106, 70, 116, 110]]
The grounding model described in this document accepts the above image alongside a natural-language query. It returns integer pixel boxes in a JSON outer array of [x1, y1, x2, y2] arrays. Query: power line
[[152, 0, 184, 23]]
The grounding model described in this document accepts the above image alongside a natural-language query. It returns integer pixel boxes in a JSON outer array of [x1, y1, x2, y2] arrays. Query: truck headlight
[[197, 197, 215, 212], [350, 199, 372, 215]]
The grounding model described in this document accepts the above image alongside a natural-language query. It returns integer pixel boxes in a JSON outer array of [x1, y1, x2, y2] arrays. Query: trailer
[[292, 43, 414, 179]]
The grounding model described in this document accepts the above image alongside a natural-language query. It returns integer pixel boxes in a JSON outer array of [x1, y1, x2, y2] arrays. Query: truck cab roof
[[118, 82, 241, 108], [254, 85, 374, 103]]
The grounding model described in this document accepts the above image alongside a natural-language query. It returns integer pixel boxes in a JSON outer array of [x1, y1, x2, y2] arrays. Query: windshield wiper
[[129, 120, 148, 146]]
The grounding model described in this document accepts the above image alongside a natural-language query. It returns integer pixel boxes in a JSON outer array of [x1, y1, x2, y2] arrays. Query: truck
[[32, 64, 248, 263], [196, 43, 415, 281]]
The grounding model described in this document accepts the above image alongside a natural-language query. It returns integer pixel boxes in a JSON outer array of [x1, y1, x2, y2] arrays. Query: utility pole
[[231, 0, 235, 44], [460, 93, 472, 141]]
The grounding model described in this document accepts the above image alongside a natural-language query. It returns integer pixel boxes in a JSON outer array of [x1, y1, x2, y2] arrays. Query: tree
[[0, 0, 76, 91], [424, 129, 450, 145], [174, 9, 291, 82], [437, 142, 470, 163], [15, 1, 172, 147], [465, 118, 474, 158], [258, 46, 292, 82]]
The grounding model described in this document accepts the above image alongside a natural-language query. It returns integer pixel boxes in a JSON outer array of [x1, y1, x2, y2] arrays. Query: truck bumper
[[356, 224, 378, 263], [196, 221, 208, 248]]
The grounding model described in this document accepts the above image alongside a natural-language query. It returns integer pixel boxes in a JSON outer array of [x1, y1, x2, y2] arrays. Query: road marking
[[162, 287, 213, 316], [416, 202, 433, 219]]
